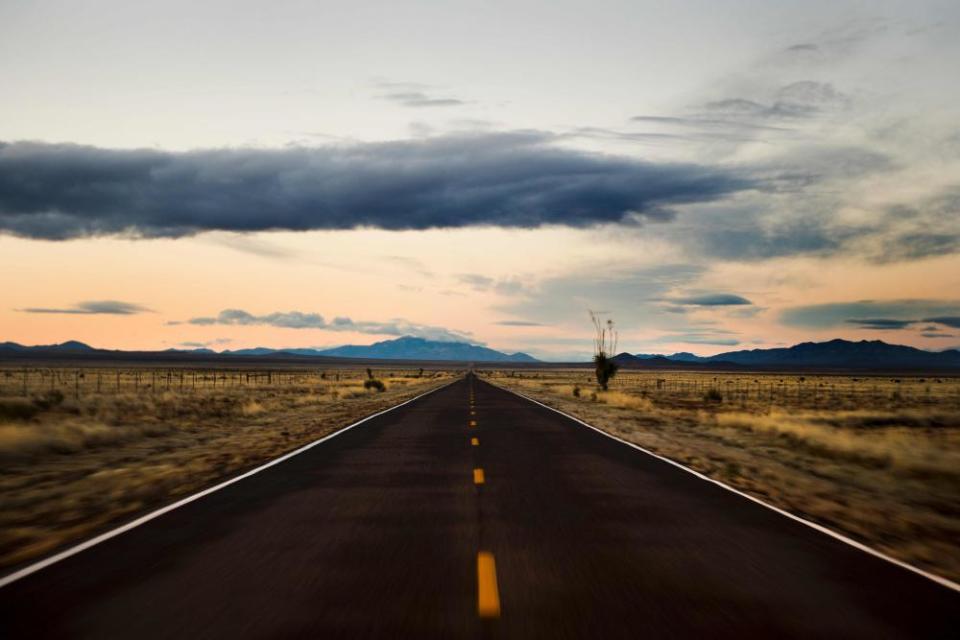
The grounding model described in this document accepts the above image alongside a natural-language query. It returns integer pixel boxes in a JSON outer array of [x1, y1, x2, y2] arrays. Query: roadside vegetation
[[482, 368, 960, 583], [590, 311, 619, 391], [0, 366, 453, 571]]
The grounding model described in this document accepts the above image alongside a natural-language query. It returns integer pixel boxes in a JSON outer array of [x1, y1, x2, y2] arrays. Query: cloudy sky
[[1, 0, 959, 360]]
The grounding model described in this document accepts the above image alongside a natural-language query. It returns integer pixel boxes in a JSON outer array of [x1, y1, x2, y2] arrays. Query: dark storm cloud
[[669, 293, 752, 306], [0, 134, 751, 240], [181, 309, 472, 342], [17, 300, 151, 315]]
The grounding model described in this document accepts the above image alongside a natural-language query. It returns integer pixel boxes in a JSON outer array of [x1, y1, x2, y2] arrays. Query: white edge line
[[0, 379, 458, 590], [489, 380, 960, 594]]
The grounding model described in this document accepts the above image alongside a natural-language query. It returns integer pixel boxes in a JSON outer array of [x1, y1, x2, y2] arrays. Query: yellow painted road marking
[[473, 468, 485, 484], [469, 420, 477, 427], [470, 410, 476, 416], [477, 552, 501, 618], [471, 437, 479, 446]]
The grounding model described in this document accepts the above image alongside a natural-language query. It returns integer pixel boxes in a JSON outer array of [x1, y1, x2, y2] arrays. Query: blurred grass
[[0, 367, 454, 571]]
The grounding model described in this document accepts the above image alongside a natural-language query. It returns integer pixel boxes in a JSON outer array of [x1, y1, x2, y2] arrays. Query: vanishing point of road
[[1, 373, 957, 638]]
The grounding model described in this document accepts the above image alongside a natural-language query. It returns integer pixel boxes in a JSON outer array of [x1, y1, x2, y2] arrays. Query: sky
[[1, 0, 959, 361]]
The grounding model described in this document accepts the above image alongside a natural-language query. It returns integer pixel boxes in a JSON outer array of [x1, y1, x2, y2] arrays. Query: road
[[1, 374, 957, 638]]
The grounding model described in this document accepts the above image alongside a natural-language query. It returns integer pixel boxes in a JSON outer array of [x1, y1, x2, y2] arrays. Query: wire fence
[[0, 367, 436, 399]]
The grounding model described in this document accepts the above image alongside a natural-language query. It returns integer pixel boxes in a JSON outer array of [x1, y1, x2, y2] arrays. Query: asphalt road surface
[[1, 374, 957, 638]]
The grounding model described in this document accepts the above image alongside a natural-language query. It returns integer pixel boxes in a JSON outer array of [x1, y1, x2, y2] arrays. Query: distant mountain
[[710, 339, 960, 368], [222, 347, 285, 356], [221, 347, 343, 357], [665, 351, 712, 363], [165, 347, 216, 354], [0, 340, 96, 353], [612, 352, 734, 369], [7, 337, 954, 369], [0, 336, 538, 363], [627, 351, 711, 363], [619, 339, 960, 369], [312, 336, 538, 362]]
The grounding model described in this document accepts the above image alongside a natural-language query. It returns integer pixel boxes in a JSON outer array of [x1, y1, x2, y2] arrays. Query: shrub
[[572, 385, 581, 398], [364, 379, 386, 392], [0, 399, 40, 421], [703, 388, 723, 403], [32, 389, 65, 411]]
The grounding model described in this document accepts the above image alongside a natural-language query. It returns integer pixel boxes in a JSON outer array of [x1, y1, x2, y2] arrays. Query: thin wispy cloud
[[781, 301, 960, 330], [381, 91, 465, 107], [495, 320, 547, 327], [177, 338, 233, 348], [17, 300, 151, 315], [846, 318, 915, 330], [177, 309, 473, 343], [457, 274, 528, 296], [667, 293, 752, 306]]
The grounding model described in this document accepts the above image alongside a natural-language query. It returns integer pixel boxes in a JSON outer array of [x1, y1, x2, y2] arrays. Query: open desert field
[[483, 369, 960, 583], [0, 365, 455, 571]]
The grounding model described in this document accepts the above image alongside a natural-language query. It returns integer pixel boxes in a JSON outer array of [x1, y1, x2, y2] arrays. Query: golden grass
[[484, 368, 960, 583], [712, 410, 960, 477]]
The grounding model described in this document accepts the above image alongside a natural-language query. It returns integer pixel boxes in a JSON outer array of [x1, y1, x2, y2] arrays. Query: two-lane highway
[[1, 374, 957, 638]]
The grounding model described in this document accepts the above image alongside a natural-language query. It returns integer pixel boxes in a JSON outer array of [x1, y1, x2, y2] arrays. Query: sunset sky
[[1, 0, 959, 361]]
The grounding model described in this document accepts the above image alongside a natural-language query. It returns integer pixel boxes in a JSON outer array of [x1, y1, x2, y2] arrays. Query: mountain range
[[223, 336, 538, 362], [0, 336, 538, 363], [3, 337, 960, 368], [614, 339, 960, 369]]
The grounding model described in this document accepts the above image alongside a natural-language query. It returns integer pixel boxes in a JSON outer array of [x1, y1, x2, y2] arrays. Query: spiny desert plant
[[590, 311, 619, 391]]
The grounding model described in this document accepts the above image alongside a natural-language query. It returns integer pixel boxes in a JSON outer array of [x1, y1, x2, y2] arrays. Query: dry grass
[[712, 409, 960, 477], [484, 369, 960, 583], [0, 366, 454, 571]]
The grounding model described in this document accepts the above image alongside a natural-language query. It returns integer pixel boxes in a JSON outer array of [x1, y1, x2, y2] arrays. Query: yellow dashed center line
[[477, 552, 501, 618], [469, 420, 477, 427], [471, 437, 479, 446], [473, 468, 485, 485]]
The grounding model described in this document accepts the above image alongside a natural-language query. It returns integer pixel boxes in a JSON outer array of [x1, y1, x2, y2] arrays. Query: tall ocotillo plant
[[590, 311, 619, 391]]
